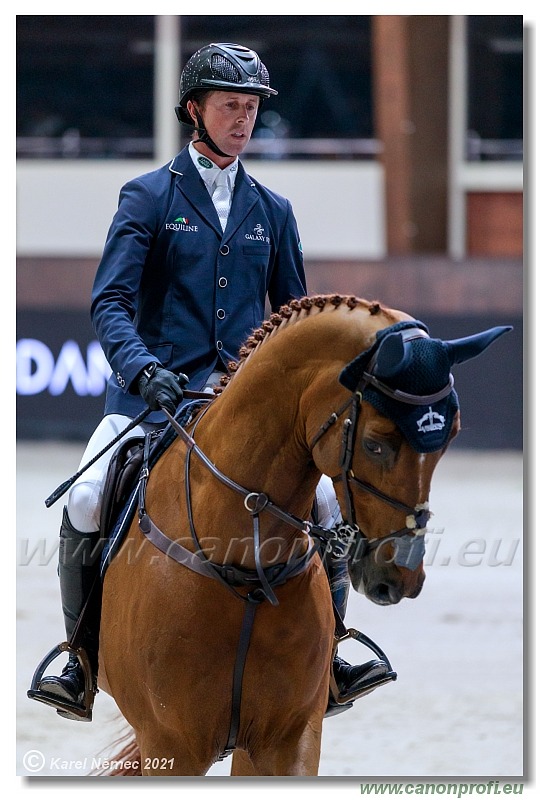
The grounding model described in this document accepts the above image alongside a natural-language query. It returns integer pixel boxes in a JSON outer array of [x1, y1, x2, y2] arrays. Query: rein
[[140, 406, 340, 585]]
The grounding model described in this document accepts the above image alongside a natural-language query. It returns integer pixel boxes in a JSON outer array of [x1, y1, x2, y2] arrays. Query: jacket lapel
[[170, 150, 222, 235], [169, 151, 260, 240], [223, 162, 260, 243]]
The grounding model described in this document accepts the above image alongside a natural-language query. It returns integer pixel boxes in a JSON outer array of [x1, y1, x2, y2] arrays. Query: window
[[181, 15, 375, 159], [466, 16, 523, 161], [17, 15, 375, 160], [17, 16, 155, 158]]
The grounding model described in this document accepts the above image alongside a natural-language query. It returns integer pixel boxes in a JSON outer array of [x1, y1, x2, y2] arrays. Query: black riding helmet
[[175, 42, 278, 157]]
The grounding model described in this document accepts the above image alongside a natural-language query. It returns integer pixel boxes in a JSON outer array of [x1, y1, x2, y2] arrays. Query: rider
[[33, 42, 390, 719]]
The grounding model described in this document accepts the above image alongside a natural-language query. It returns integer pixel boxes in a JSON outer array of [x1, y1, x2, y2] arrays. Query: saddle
[[99, 399, 213, 539], [99, 435, 154, 537]]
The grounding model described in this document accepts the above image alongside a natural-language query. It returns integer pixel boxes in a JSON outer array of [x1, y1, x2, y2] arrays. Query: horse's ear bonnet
[[339, 320, 512, 453]]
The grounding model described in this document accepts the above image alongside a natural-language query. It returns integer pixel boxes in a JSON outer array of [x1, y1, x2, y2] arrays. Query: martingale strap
[[138, 510, 318, 598], [136, 414, 321, 604], [218, 599, 259, 760]]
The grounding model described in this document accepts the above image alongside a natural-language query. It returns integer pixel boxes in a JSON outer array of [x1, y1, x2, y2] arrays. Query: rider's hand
[[138, 363, 188, 414]]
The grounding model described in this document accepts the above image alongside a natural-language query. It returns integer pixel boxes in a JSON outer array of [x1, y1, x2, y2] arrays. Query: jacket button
[[216, 340, 223, 351], [218, 276, 228, 288], [216, 308, 226, 319], [219, 245, 230, 256]]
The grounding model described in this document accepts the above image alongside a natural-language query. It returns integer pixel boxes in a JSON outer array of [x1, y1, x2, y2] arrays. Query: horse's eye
[[364, 439, 383, 456]]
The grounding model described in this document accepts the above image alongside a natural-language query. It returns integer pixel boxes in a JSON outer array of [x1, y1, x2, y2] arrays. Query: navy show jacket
[[91, 146, 307, 421]]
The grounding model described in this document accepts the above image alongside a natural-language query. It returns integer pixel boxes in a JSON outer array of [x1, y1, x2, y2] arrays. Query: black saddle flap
[[99, 438, 146, 536]]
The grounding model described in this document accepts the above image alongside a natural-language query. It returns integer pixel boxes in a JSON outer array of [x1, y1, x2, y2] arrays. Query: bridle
[[153, 327, 452, 585], [310, 327, 456, 572], [310, 391, 431, 571]]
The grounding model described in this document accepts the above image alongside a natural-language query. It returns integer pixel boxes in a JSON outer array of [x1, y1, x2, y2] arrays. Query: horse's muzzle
[[350, 561, 426, 605]]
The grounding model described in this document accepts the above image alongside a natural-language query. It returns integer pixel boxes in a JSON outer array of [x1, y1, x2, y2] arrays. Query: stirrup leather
[[27, 641, 97, 721], [329, 627, 397, 706]]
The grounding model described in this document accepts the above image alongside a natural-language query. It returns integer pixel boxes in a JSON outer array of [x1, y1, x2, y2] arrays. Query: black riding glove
[[138, 363, 188, 414]]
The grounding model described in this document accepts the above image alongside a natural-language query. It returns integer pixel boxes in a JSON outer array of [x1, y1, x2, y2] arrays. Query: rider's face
[[189, 91, 259, 164]]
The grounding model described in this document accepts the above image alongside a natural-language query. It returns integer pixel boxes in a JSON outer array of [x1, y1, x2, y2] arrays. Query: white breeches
[[314, 474, 342, 529], [66, 413, 152, 532], [67, 371, 223, 532]]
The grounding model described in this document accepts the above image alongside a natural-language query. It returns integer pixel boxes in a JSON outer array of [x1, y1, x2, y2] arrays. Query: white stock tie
[[212, 170, 230, 232]]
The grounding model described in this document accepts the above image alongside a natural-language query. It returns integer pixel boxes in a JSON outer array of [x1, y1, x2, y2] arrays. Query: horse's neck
[[183, 303, 400, 565]]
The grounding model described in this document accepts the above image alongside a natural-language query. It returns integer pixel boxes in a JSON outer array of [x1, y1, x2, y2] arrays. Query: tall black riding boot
[[37, 507, 102, 719], [325, 556, 390, 717]]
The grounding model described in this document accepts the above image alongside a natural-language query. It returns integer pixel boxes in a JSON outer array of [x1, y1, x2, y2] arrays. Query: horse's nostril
[[374, 583, 390, 603], [372, 582, 401, 605]]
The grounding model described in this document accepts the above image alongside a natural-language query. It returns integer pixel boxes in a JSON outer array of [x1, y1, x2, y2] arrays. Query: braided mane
[[214, 294, 385, 394]]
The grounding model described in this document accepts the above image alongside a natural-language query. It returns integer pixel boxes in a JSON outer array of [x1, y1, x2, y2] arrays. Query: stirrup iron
[[27, 641, 97, 721], [329, 627, 397, 706]]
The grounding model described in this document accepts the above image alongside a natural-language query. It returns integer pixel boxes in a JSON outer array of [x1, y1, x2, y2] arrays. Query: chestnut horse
[[95, 294, 510, 776]]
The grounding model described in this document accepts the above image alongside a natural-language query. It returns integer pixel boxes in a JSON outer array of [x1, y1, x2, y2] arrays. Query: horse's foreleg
[[249, 716, 324, 776], [231, 749, 259, 776]]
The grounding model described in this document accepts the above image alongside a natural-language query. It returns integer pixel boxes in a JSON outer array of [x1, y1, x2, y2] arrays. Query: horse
[[93, 294, 510, 776]]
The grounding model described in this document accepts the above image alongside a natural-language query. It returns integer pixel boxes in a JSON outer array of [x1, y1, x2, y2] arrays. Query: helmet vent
[[259, 64, 270, 87], [211, 54, 241, 84]]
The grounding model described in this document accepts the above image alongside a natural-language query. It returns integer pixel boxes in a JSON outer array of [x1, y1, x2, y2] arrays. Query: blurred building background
[[16, 15, 523, 447]]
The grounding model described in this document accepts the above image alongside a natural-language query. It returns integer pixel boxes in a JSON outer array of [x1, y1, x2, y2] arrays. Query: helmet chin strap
[[189, 108, 234, 159]]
